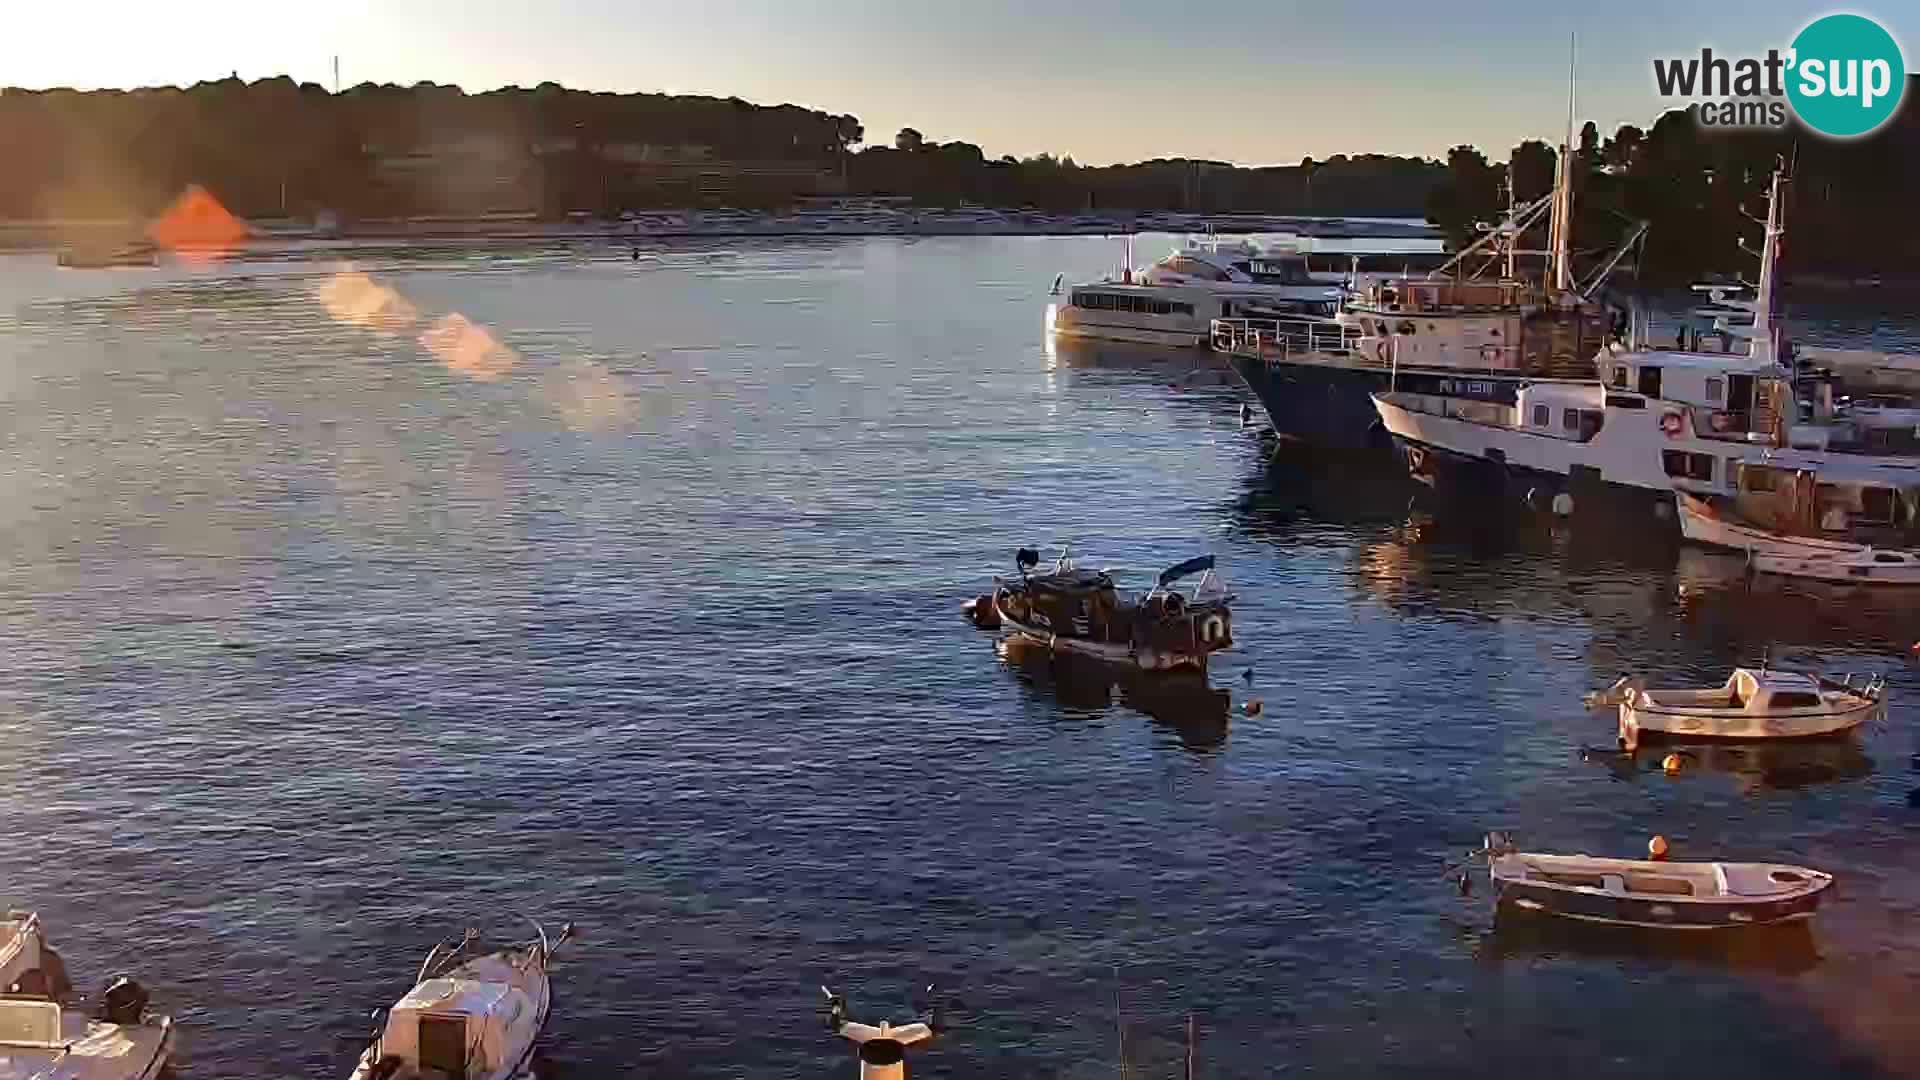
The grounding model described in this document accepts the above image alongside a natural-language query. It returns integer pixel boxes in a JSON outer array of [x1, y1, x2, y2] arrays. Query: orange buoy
[[1243, 697, 1263, 716], [1662, 753, 1684, 775], [1648, 834, 1670, 861]]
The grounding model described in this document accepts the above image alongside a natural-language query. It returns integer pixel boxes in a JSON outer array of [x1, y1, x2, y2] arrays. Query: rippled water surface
[[1, 237, 1917, 1078]]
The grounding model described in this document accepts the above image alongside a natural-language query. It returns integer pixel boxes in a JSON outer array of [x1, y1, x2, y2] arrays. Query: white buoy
[[1551, 492, 1575, 517]]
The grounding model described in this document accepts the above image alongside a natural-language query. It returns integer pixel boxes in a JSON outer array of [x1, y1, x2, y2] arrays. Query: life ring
[[1660, 411, 1684, 437], [1709, 411, 1732, 433], [1200, 613, 1227, 645]]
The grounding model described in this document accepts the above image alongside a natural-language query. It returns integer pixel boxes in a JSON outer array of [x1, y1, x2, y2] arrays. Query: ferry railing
[[1210, 317, 1360, 361]]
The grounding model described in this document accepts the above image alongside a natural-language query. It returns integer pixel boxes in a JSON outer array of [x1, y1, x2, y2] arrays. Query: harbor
[[2, 228, 1918, 1076], [6, 4, 1920, 1073]]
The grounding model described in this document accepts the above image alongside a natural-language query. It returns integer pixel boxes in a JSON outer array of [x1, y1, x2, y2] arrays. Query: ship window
[[1744, 467, 1782, 493], [1638, 365, 1663, 398], [1532, 404, 1550, 426], [1861, 486, 1896, 523], [1663, 451, 1713, 480], [1605, 394, 1645, 409], [1611, 366, 1628, 388], [1770, 692, 1822, 708], [1874, 552, 1908, 564], [1167, 257, 1227, 281], [1173, 302, 1194, 316], [1396, 320, 1418, 336], [1725, 458, 1741, 488], [1562, 408, 1580, 432], [1706, 377, 1724, 402]]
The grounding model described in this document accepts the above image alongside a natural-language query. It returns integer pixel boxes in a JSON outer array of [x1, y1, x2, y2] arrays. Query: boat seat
[[1623, 875, 1695, 896]]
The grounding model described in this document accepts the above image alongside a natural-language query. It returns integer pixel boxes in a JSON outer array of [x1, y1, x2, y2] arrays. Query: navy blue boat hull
[[1228, 356, 1530, 453], [1495, 878, 1829, 929]]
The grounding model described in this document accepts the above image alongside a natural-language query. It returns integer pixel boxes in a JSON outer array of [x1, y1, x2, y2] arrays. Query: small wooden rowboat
[[1481, 833, 1833, 930], [1585, 667, 1883, 750]]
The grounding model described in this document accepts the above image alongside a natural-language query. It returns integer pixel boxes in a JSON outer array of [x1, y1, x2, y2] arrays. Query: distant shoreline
[[0, 209, 1445, 252]]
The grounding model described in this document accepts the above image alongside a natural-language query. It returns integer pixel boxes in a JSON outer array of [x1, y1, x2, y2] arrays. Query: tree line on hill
[[1423, 77, 1920, 284], [2, 75, 1913, 278]]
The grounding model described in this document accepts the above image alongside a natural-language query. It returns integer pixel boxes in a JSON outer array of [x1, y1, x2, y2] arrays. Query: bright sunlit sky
[[5, 1, 1914, 165]]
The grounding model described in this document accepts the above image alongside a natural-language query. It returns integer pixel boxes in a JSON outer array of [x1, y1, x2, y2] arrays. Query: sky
[[4, 0, 1914, 165]]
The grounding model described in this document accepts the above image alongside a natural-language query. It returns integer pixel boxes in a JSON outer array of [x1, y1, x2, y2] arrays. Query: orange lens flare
[[420, 313, 517, 382], [146, 184, 248, 262]]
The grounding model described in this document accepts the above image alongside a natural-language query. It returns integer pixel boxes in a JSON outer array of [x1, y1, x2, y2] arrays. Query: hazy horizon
[[9, 0, 1914, 167]]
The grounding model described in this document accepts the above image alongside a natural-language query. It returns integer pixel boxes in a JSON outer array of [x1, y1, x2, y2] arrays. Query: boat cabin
[[1514, 383, 1605, 442], [1646, 669, 1832, 713], [1725, 459, 1920, 543], [1595, 349, 1787, 431], [371, 977, 537, 1080]]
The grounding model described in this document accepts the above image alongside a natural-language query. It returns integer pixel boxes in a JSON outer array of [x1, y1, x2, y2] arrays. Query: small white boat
[[0, 911, 175, 1080], [1480, 833, 1833, 929], [1586, 667, 1883, 750], [351, 922, 573, 1080], [1752, 545, 1920, 585]]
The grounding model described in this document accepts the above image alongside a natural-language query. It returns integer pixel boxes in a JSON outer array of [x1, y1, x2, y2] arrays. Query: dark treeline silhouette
[[851, 139, 1444, 216], [5, 75, 1913, 279], [1424, 78, 1920, 284], [0, 77, 1443, 223]]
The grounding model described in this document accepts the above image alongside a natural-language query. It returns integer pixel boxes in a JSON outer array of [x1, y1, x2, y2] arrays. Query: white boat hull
[[1751, 549, 1920, 584], [1621, 697, 1879, 740], [1675, 495, 1862, 556], [994, 607, 1207, 672]]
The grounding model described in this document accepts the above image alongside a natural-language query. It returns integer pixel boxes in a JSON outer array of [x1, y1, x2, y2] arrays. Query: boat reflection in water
[[1478, 904, 1822, 976], [995, 634, 1231, 752], [1582, 739, 1874, 793]]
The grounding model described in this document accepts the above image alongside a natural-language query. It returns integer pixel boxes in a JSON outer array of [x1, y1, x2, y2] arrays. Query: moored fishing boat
[[351, 922, 573, 1080], [1585, 667, 1884, 750], [1373, 165, 1920, 520], [0, 910, 174, 1080], [984, 548, 1232, 672], [1476, 832, 1834, 929]]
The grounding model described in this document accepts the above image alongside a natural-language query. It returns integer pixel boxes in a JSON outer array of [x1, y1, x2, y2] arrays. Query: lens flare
[[317, 267, 420, 335], [420, 313, 517, 383], [146, 184, 249, 263], [541, 359, 638, 433]]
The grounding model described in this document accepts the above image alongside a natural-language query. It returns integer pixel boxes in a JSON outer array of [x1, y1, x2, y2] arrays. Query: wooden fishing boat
[[987, 548, 1232, 672], [1586, 667, 1883, 750], [0, 910, 175, 1080], [1481, 833, 1833, 930], [351, 922, 573, 1080]]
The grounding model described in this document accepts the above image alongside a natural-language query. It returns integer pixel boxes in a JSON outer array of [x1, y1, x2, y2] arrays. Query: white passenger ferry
[[1048, 238, 1347, 348]]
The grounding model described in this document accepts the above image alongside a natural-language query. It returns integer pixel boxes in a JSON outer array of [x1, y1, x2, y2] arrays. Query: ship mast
[[1546, 33, 1576, 298]]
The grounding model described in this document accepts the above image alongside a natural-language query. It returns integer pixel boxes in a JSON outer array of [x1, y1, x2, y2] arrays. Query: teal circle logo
[[1786, 13, 1906, 137]]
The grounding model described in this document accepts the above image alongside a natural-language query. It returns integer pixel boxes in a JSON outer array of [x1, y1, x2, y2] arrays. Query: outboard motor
[[1015, 548, 1040, 576], [823, 985, 938, 1080], [95, 976, 149, 1025]]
